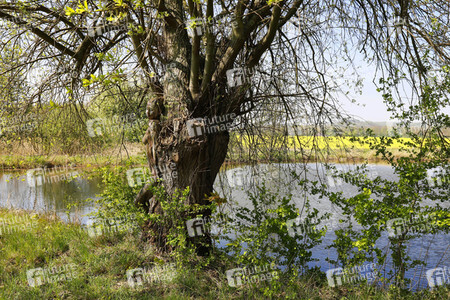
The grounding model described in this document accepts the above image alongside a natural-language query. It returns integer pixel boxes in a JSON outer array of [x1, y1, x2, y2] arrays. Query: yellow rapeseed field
[[233, 135, 414, 150]]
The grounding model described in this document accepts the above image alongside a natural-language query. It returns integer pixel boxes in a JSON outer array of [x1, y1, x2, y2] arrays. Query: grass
[[0, 209, 448, 299], [0, 141, 147, 170], [1, 135, 413, 171], [0, 154, 147, 171]]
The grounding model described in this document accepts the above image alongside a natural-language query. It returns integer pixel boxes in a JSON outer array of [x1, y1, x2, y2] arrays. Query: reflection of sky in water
[[1, 164, 448, 290], [214, 164, 449, 291]]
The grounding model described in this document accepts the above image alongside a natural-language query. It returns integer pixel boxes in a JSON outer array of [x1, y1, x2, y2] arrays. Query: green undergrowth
[[0, 209, 448, 299]]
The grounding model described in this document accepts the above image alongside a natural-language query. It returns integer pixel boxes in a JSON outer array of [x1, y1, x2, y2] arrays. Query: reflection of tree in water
[[0, 172, 35, 210], [40, 175, 103, 211], [0, 171, 103, 214]]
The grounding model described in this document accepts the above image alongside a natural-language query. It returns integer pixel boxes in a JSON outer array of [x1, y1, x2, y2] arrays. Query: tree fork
[[137, 111, 230, 254]]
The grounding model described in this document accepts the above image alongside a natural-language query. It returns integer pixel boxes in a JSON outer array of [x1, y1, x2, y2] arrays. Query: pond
[[0, 163, 448, 290], [0, 168, 102, 224]]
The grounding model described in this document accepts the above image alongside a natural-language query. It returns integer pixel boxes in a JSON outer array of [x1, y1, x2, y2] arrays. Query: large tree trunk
[[138, 54, 233, 255], [139, 113, 230, 255], [135, 0, 238, 255]]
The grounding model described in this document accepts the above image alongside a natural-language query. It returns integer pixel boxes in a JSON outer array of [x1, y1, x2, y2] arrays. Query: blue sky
[[338, 60, 450, 123]]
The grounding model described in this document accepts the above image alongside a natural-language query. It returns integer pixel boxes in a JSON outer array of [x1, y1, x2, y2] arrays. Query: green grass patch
[[0, 154, 148, 171], [0, 209, 448, 299]]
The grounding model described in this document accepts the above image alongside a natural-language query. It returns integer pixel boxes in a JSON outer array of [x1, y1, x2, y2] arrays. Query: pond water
[[214, 163, 449, 291], [0, 163, 448, 290], [0, 169, 102, 224]]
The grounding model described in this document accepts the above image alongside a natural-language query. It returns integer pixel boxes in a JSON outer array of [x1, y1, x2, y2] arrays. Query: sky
[[340, 67, 391, 123], [340, 66, 450, 122]]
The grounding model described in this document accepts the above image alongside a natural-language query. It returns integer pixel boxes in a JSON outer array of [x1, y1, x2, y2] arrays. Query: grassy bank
[[0, 209, 448, 299], [0, 142, 147, 170], [0, 149, 396, 172], [0, 154, 147, 171], [0, 139, 409, 171]]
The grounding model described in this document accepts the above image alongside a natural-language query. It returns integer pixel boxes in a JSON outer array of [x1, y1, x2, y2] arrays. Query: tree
[[1, 0, 448, 254]]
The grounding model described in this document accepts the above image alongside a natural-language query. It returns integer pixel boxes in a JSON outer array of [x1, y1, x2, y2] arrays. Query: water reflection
[[0, 170, 102, 223], [0, 164, 448, 290]]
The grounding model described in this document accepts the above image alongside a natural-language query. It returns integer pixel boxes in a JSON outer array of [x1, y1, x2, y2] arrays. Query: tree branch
[[0, 10, 76, 58], [247, 4, 282, 68]]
